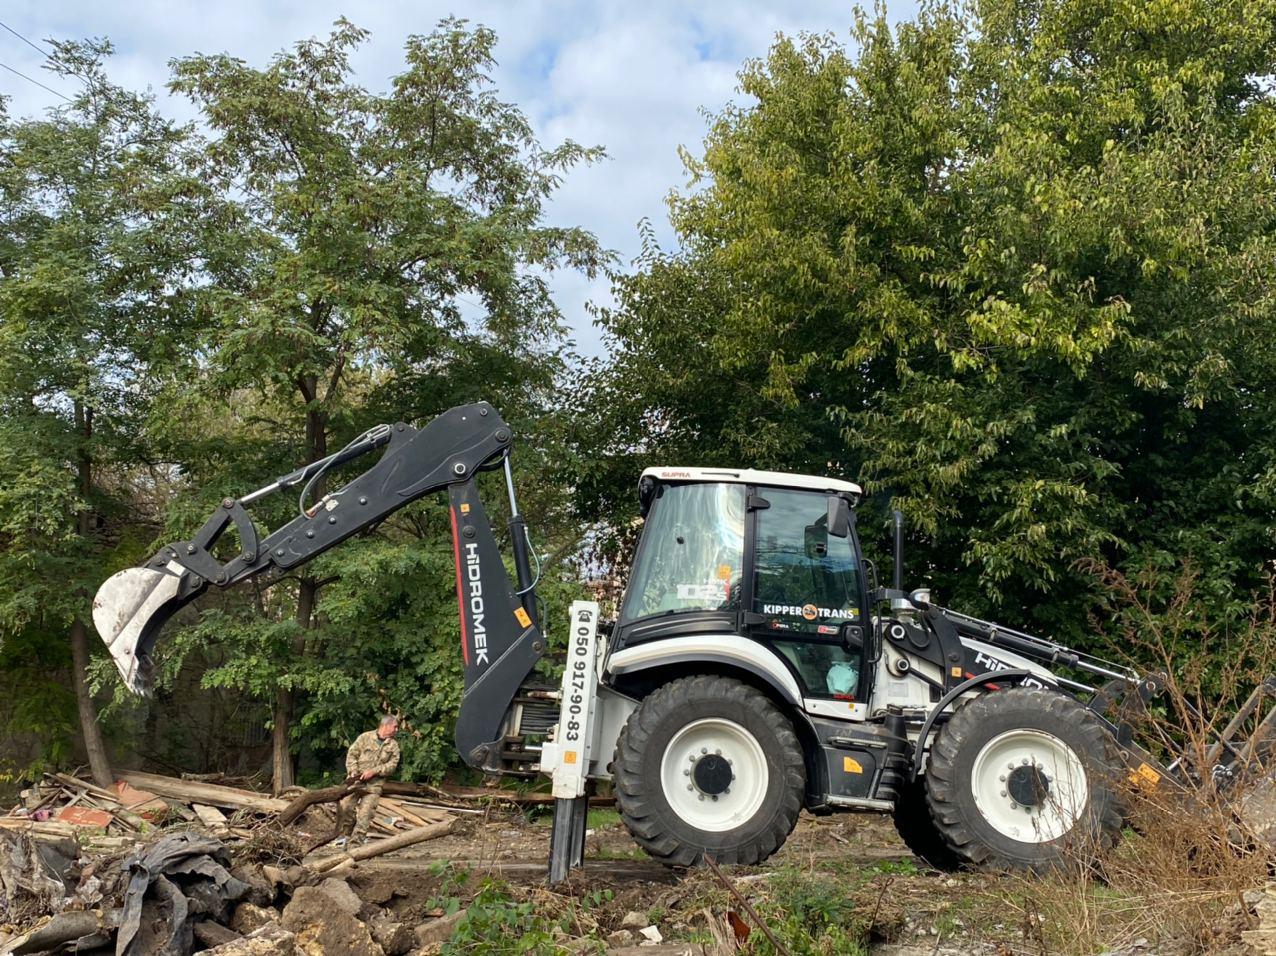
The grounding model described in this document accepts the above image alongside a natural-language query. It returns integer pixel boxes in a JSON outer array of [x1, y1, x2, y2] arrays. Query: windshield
[[620, 483, 745, 622]]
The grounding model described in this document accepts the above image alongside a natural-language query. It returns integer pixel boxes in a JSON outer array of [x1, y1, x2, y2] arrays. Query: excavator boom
[[92, 402, 546, 770]]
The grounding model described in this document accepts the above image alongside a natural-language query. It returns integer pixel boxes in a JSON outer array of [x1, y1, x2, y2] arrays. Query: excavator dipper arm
[[92, 402, 545, 771]]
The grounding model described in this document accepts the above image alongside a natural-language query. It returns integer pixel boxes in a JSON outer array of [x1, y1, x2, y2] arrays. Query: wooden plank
[[192, 804, 230, 835], [119, 771, 288, 813], [311, 819, 455, 873]]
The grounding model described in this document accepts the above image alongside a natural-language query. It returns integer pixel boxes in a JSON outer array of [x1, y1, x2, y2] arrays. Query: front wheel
[[613, 675, 805, 866], [925, 687, 1123, 872]]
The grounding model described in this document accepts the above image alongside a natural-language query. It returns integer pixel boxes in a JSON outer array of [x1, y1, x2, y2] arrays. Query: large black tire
[[893, 777, 962, 870], [925, 687, 1123, 872], [613, 675, 805, 867]]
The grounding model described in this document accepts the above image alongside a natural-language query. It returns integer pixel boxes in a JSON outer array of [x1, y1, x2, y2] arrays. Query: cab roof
[[640, 466, 863, 497]]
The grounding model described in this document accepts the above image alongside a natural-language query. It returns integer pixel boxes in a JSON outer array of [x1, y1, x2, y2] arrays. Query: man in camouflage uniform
[[341, 714, 401, 844]]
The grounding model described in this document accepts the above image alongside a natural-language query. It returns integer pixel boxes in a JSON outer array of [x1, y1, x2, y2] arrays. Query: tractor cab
[[609, 468, 873, 718]]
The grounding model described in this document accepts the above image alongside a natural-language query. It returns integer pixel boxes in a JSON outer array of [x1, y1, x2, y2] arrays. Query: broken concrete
[[231, 902, 281, 936], [206, 922, 297, 955], [367, 911, 413, 956], [315, 877, 364, 917], [281, 886, 383, 956], [412, 909, 467, 951]]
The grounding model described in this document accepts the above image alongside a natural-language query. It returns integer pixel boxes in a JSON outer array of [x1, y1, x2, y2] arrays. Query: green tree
[[160, 19, 604, 788], [586, 0, 1276, 648], [0, 42, 207, 784]]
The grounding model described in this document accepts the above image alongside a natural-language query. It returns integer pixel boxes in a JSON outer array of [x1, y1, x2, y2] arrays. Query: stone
[[621, 910, 648, 929], [232, 864, 276, 907], [367, 911, 413, 956], [412, 909, 468, 951], [206, 922, 297, 955], [232, 902, 281, 935], [639, 925, 663, 943], [282, 886, 384, 956], [316, 877, 365, 917], [606, 929, 634, 945]]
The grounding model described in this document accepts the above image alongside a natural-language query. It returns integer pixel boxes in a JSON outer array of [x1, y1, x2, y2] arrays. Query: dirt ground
[[300, 807, 1110, 954]]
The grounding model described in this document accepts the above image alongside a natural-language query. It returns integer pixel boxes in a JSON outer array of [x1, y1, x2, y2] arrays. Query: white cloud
[[1, 0, 917, 356]]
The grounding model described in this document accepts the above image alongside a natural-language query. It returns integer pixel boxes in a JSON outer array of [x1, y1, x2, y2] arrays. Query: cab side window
[[753, 488, 861, 632]]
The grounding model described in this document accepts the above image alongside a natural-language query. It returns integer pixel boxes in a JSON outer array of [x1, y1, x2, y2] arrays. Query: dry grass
[[1004, 563, 1276, 954]]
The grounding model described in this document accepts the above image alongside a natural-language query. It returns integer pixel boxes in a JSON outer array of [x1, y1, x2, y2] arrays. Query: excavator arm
[[92, 402, 547, 771]]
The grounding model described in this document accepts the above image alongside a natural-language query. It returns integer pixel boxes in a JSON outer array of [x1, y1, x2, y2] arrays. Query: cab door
[[746, 487, 869, 714]]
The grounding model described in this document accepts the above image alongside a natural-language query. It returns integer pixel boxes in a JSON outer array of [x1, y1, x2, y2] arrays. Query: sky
[[0, 1, 914, 356]]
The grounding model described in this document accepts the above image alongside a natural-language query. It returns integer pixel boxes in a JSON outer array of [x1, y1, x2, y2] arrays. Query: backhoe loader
[[93, 402, 1276, 881]]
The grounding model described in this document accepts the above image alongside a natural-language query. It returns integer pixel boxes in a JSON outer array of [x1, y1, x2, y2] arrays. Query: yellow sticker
[[564, 751, 577, 765], [716, 564, 733, 581], [842, 756, 863, 774], [514, 607, 532, 628], [460, 502, 471, 514], [951, 666, 963, 678], [1131, 763, 1161, 788]]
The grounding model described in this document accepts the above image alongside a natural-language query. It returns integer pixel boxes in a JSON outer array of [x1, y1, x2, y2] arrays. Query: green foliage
[[141, 18, 604, 779], [753, 867, 870, 955], [584, 0, 1276, 654], [0, 39, 208, 774]]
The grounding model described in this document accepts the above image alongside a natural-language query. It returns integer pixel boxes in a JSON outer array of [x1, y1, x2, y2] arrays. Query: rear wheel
[[893, 777, 961, 870], [613, 675, 805, 866], [925, 687, 1123, 872]]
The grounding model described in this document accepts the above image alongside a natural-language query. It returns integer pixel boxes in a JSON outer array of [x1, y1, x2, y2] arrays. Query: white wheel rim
[[969, 728, 1089, 844], [660, 718, 769, 832]]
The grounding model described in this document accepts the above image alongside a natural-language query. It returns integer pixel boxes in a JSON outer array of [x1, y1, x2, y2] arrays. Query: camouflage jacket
[[345, 730, 400, 779]]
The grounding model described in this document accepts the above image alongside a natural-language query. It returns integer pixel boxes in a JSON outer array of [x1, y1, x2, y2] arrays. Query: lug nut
[[683, 770, 690, 776], [1001, 790, 1007, 798], [999, 775, 1006, 782], [698, 795, 704, 801], [687, 785, 693, 791], [701, 748, 708, 755], [711, 795, 718, 802]]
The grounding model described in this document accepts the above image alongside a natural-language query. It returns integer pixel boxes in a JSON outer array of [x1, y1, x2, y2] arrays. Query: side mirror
[[827, 496, 851, 538]]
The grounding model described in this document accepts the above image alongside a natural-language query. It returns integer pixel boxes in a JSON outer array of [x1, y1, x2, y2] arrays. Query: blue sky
[[1, 1, 915, 355]]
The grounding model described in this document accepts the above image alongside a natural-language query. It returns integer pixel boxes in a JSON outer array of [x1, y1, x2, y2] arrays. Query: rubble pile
[[0, 771, 474, 956]]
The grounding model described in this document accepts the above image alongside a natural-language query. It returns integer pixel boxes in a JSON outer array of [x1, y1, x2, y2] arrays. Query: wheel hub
[[691, 753, 734, 795], [1006, 764, 1050, 807], [969, 728, 1089, 843], [660, 718, 769, 832]]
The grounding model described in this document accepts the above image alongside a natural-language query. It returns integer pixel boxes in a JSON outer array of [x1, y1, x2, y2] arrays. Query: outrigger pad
[[92, 564, 187, 695]]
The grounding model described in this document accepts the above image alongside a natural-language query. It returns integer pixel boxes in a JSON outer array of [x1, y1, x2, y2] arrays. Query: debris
[[413, 909, 468, 950], [116, 831, 250, 956], [231, 903, 280, 935], [193, 804, 232, 835], [53, 805, 115, 828], [281, 886, 382, 956], [194, 920, 243, 948], [315, 877, 364, 917], [367, 911, 413, 956], [639, 925, 664, 943], [205, 922, 296, 955], [119, 771, 289, 813], [2, 911, 107, 955], [312, 820, 455, 873]]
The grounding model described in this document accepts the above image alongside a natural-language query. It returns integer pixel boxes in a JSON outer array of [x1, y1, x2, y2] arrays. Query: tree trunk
[[270, 575, 319, 794], [71, 399, 113, 787], [271, 378, 329, 795], [71, 617, 113, 787]]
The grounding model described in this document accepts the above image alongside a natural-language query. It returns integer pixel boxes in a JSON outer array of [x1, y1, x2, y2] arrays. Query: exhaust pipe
[[891, 509, 904, 592]]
